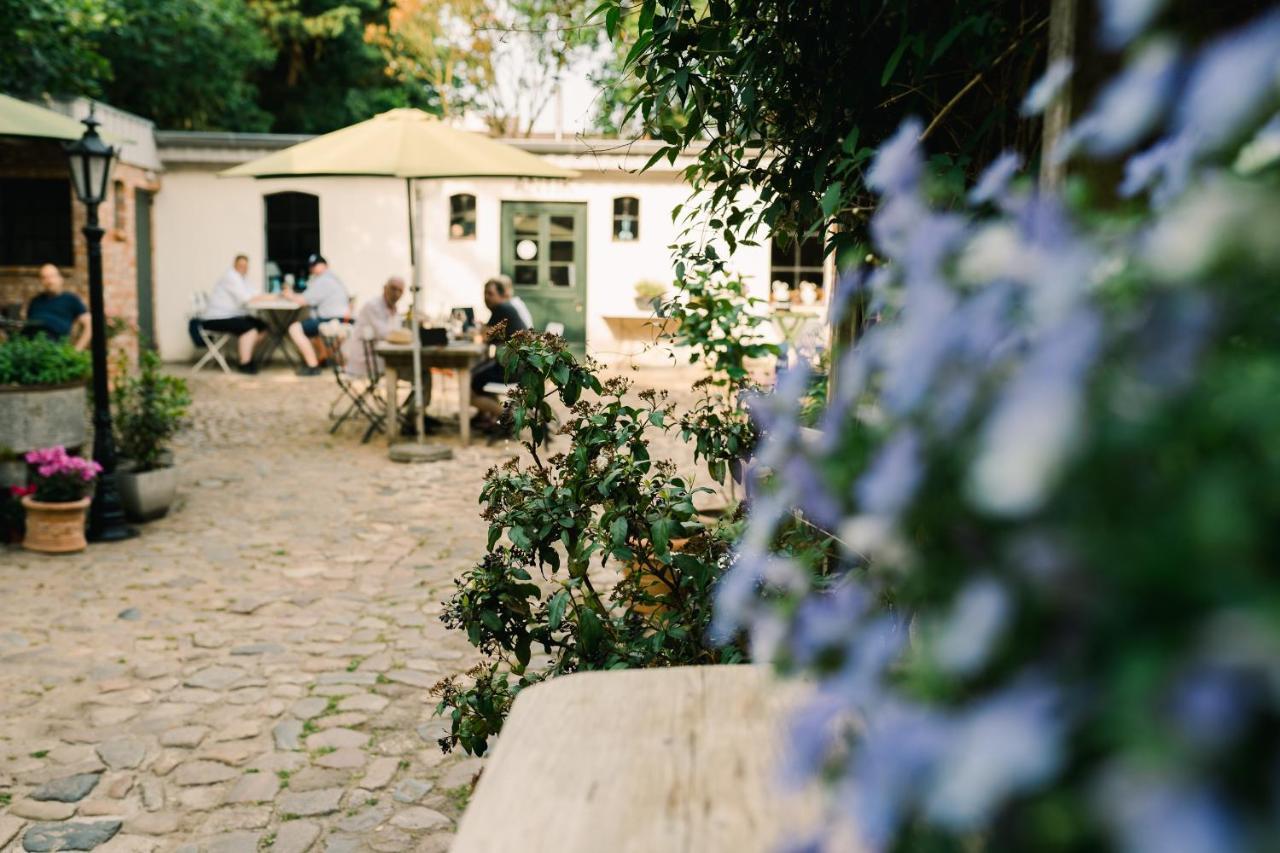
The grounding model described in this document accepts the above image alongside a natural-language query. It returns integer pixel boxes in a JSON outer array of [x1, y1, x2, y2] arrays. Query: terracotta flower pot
[[21, 495, 90, 554]]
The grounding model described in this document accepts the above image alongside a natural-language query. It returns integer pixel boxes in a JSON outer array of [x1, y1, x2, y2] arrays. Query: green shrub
[[0, 336, 91, 386], [112, 351, 191, 472], [433, 333, 746, 756]]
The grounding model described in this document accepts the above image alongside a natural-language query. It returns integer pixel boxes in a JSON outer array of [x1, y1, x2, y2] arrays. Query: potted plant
[[0, 336, 91, 463], [113, 351, 191, 521], [21, 446, 100, 553], [633, 279, 668, 312]]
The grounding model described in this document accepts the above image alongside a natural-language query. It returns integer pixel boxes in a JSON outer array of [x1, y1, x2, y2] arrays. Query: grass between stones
[[445, 785, 471, 812]]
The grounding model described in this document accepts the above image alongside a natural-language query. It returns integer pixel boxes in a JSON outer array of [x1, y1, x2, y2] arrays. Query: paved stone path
[[0, 368, 525, 853]]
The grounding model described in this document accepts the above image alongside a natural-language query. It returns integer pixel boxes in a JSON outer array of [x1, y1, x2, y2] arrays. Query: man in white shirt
[[203, 253, 272, 374], [342, 276, 405, 378], [284, 254, 351, 376]]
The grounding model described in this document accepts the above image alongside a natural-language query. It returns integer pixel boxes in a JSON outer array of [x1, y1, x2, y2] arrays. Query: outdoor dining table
[[771, 306, 825, 364], [250, 297, 306, 366], [374, 340, 489, 445]]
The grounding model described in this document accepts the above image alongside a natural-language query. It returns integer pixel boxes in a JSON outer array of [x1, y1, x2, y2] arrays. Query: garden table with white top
[[250, 297, 306, 367], [451, 665, 834, 853], [374, 340, 488, 445]]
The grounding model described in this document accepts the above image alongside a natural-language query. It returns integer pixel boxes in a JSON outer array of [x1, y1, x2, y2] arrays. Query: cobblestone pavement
[[0, 365, 612, 853]]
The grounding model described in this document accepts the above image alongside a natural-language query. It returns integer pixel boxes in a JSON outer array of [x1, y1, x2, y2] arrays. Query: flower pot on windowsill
[[117, 460, 178, 522], [21, 495, 90, 553]]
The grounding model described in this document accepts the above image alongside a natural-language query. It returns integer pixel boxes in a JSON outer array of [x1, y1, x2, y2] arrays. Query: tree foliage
[[96, 0, 275, 131], [601, 0, 1049, 262], [0, 0, 114, 103], [0, 0, 613, 134]]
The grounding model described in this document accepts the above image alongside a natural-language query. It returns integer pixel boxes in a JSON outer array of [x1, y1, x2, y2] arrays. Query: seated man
[[342, 276, 404, 378], [470, 276, 530, 428], [202, 253, 272, 374], [25, 263, 90, 349], [285, 254, 351, 376], [497, 274, 534, 328]]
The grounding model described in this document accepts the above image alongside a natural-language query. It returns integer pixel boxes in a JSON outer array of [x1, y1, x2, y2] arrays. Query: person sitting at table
[[495, 274, 534, 328], [284, 254, 351, 376], [24, 263, 90, 350], [342, 275, 405, 378], [202, 253, 273, 374], [470, 276, 529, 429]]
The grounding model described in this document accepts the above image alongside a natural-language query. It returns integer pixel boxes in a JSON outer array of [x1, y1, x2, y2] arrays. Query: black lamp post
[[65, 106, 134, 542]]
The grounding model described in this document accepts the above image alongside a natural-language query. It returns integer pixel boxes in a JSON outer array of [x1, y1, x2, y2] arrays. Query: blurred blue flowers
[[711, 4, 1280, 851]]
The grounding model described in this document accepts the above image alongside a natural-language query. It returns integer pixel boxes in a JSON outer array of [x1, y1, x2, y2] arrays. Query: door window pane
[[549, 215, 575, 237], [550, 240, 574, 262], [514, 264, 538, 285], [549, 265, 573, 287], [513, 214, 538, 235], [514, 238, 539, 261]]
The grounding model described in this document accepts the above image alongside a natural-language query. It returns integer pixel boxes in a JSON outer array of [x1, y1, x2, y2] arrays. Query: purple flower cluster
[[715, 5, 1280, 852], [26, 446, 102, 482], [26, 446, 101, 503]]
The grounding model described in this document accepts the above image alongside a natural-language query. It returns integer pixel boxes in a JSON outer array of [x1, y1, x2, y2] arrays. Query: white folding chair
[[190, 292, 233, 375]]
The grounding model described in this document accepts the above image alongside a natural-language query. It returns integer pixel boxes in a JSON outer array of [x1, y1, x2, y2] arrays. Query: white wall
[[154, 169, 414, 359], [152, 161, 773, 363]]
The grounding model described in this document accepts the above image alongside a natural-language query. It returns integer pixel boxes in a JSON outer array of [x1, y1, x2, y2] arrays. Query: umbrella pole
[[407, 177, 426, 444]]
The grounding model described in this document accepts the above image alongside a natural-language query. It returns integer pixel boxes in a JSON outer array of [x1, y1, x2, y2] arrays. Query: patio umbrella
[[0, 94, 95, 141], [222, 108, 577, 449]]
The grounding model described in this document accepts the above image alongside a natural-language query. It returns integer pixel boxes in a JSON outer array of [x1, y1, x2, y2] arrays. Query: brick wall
[[0, 138, 159, 362]]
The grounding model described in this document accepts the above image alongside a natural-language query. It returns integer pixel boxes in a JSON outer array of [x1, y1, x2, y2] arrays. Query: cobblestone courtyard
[[0, 365, 669, 853]]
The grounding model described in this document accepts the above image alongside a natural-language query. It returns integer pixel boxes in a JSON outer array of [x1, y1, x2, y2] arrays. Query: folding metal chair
[[322, 322, 386, 443]]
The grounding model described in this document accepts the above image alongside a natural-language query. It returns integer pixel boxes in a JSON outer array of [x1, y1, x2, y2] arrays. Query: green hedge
[[0, 336, 92, 386]]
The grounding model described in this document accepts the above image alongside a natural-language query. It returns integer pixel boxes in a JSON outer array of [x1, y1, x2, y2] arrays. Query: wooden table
[[450, 666, 829, 853], [374, 341, 488, 444], [251, 298, 305, 366]]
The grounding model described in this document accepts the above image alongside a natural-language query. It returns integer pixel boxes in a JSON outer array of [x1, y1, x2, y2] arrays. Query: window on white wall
[[112, 180, 127, 234], [612, 196, 639, 241], [450, 193, 476, 239], [769, 233, 826, 303]]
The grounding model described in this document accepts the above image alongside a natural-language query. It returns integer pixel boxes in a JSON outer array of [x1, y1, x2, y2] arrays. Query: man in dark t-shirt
[[25, 264, 90, 349], [470, 276, 530, 426]]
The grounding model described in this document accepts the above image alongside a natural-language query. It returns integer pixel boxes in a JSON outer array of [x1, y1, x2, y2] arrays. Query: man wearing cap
[[284, 254, 351, 376]]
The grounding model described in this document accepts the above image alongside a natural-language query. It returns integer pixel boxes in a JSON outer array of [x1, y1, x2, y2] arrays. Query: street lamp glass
[[64, 111, 116, 206]]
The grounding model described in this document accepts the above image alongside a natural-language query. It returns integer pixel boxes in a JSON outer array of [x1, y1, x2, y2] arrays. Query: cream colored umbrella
[[0, 94, 88, 141], [223, 109, 576, 449]]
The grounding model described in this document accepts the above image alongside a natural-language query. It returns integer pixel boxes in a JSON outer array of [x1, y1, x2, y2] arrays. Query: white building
[[152, 131, 831, 362]]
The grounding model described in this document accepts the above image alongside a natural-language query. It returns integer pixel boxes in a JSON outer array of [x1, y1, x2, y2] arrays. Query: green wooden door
[[500, 201, 587, 351]]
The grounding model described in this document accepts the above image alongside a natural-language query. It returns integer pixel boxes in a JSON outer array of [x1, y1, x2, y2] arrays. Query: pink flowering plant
[[25, 446, 102, 503]]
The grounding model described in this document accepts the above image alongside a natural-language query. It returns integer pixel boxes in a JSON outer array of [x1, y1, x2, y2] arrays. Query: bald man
[[26, 264, 90, 349], [342, 276, 407, 379]]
